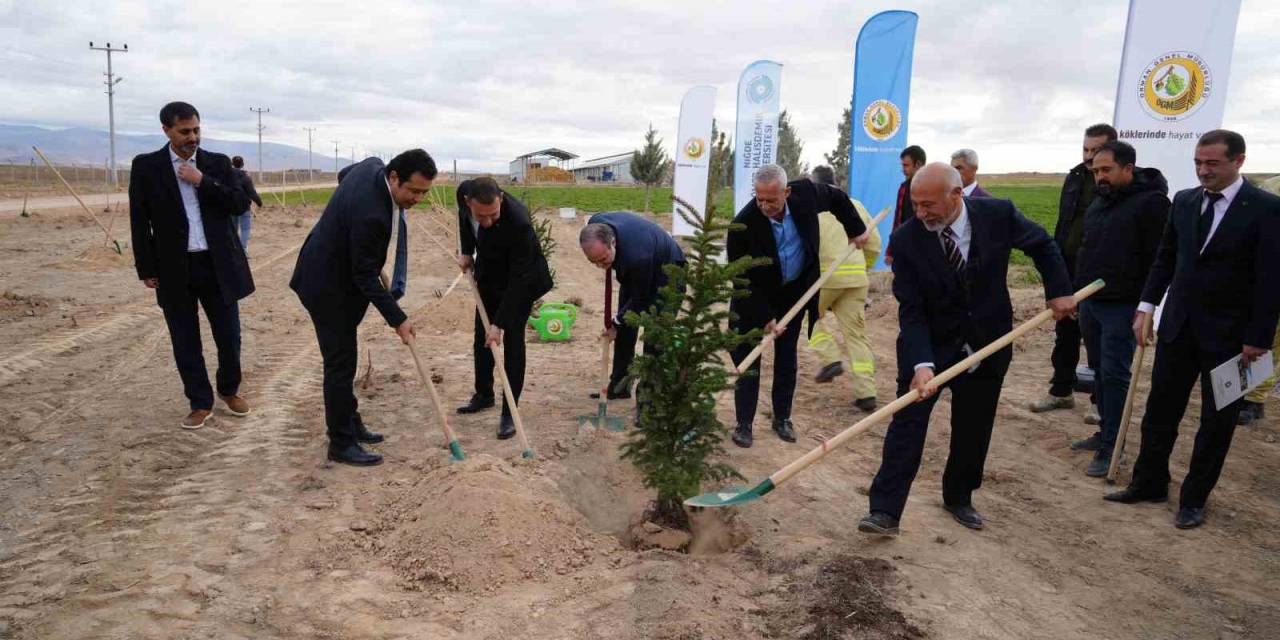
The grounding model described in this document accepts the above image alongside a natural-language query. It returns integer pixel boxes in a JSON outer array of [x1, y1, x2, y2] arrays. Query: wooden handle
[[768, 280, 1106, 489], [412, 218, 460, 263], [32, 146, 113, 241], [734, 206, 891, 375], [1107, 311, 1153, 481], [468, 273, 533, 454], [406, 338, 461, 445]]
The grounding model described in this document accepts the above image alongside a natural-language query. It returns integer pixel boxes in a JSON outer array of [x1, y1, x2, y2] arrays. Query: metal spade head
[[683, 479, 776, 508], [447, 440, 465, 462]]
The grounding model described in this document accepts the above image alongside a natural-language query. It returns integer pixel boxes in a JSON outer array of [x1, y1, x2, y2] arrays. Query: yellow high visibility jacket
[[817, 199, 882, 289]]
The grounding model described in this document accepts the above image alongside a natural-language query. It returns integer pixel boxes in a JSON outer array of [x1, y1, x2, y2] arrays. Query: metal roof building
[[570, 152, 634, 184], [508, 148, 577, 183]]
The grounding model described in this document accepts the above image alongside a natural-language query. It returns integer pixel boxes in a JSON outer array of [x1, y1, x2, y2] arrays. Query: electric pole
[[302, 126, 316, 184], [89, 41, 127, 189], [332, 140, 340, 175], [249, 107, 270, 182], [350, 146, 355, 166]]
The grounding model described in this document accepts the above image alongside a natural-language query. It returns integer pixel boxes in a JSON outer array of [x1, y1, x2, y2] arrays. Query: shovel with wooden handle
[[734, 207, 890, 375], [1106, 312, 1154, 483], [33, 146, 122, 254], [578, 267, 626, 432], [687, 280, 1106, 508], [468, 273, 535, 459]]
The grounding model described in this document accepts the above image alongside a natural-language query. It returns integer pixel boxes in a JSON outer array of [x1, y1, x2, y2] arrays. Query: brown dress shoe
[[219, 394, 251, 416], [182, 409, 212, 430]]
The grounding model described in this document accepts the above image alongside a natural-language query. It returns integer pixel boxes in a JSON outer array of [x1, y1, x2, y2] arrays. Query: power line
[[88, 41, 127, 189], [331, 139, 340, 175], [249, 106, 270, 181]]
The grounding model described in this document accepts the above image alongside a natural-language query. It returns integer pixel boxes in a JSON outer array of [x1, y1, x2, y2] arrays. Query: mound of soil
[[0, 289, 51, 323], [368, 454, 621, 594]]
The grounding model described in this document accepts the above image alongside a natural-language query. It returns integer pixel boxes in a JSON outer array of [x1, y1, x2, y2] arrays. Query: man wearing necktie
[[726, 164, 869, 448], [128, 102, 254, 430], [453, 177, 554, 440], [858, 163, 1074, 536], [1106, 130, 1280, 529], [290, 150, 437, 466]]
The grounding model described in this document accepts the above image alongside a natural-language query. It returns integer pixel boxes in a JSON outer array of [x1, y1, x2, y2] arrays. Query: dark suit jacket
[[969, 184, 993, 198], [456, 181, 554, 331], [1140, 180, 1280, 353], [889, 197, 1072, 378], [587, 211, 684, 327], [128, 145, 253, 309], [232, 168, 263, 208], [289, 157, 407, 327], [727, 179, 867, 331]]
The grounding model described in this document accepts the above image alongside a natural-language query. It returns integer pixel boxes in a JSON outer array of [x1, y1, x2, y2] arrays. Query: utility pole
[[302, 126, 316, 184], [332, 140, 340, 175], [89, 41, 127, 190], [249, 107, 270, 182], [350, 146, 355, 166]]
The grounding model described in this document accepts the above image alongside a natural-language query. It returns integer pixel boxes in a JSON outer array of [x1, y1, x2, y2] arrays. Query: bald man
[[858, 163, 1074, 535]]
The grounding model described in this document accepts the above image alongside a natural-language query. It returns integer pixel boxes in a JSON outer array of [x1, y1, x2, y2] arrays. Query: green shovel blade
[[447, 440, 465, 462], [577, 402, 626, 432], [683, 478, 776, 508], [521, 448, 535, 459]]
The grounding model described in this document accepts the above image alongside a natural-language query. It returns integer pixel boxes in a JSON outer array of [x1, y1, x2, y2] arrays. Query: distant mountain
[[0, 123, 344, 171]]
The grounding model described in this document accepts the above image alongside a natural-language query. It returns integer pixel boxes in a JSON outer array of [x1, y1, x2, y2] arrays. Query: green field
[[984, 179, 1062, 267]]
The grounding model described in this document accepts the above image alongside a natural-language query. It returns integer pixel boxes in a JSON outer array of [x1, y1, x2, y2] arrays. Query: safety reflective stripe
[[851, 361, 875, 374], [809, 332, 835, 346], [834, 265, 866, 274]]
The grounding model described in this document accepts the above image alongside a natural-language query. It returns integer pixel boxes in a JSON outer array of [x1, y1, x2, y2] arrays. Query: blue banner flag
[[847, 10, 918, 270]]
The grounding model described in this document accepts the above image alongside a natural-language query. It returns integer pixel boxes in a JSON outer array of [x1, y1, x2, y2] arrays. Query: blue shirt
[[770, 204, 804, 283]]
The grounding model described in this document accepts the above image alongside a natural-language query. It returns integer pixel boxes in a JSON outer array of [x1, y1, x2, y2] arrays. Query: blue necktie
[[390, 208, 408, 300]]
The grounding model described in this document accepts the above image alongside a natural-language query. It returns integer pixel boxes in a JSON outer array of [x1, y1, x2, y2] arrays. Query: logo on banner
[[861, 100, 902, 141], [683, 137, 706, 160], [746, 75, 775, 104], [1137, 51, 1212, 121]]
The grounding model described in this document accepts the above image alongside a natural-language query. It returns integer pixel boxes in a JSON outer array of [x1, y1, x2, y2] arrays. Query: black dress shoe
[[457, 394, 496, 414], [772, 419, 797, 443], [944, 504, 984, 530], [1175, 506, 1205, 529], [497, 414, 516, 440], [857, 511, 900, 536], [1103, 486, 1168, 504], [327, 443, 383, 466], [351, 414, 384, 444], [1071, 433, 1104, 451], [854, 397, 877, 412], [731, 424, 753, 448], [814, 361, 844, 383], [589, 387, 632, 400]]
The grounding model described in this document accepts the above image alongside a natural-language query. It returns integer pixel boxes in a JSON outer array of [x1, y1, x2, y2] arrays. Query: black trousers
[[868, 346, 1012, 520], [161, 251, 241, 411], [472, 290, 533, 417], [1129, 329, 1245, 508], [731, 280, 806, 428], [308, 301, 369, 449]]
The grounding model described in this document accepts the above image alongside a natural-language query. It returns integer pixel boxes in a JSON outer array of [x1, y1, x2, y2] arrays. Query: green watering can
[[527, 302, 578, 342]]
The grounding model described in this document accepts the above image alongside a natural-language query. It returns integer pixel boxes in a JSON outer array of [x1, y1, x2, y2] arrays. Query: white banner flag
[[1113, 0, 1242, 193], [672, 85, 716, 237], [733, 60, 782, 216]]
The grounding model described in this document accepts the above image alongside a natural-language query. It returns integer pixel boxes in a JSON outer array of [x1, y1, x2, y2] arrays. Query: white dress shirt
[[1137, 176, 1244, 314], [962, 182, 978, 197], [917, 202, 973, 371], [170, 146, 208, 252]]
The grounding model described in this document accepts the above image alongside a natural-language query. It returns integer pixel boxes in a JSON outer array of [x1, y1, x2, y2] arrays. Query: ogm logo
[[861, 99, 902, 142], [1138, 51, 1212, 121], [683, 137, 706, 160]]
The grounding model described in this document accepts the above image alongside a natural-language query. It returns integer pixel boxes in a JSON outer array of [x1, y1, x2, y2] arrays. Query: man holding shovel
[[858, 163, 1074, 536], [579, 212, 685, 402], [727, 164, 868, 448], [290, 149, 438, 466], [453, 177, 554, 440]]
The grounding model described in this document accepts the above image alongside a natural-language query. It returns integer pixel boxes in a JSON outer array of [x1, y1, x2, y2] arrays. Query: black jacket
[[289, 157, 406, 327], [456, 181, 554, 331], [128, 145, 254, 309], [889, 197, 1072, 379], [727, 179, 866, 332], [1140, 179, 1280, 353], [233, 168, 263, 209], [1053, 162, 1093, 260], [587, 211, 684, 328], [1074, 167, 1170, 303]]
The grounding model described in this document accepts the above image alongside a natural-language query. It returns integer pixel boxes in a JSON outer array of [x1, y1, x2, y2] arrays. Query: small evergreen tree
[[824, 107, 852, 189], [531, 215, 557, 285], [776, 109, 808, 180], [708, 119, 733, 213], [630, 124, 669, 212], [619, 196, 768, 529]]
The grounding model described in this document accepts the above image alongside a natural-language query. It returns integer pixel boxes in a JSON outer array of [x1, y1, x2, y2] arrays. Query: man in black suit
[[858, 163, 1075, 536], [727, 164, 868, 448], [129, 101, 254, 430], [1105, 130, 1280, 529], [291, 150, 438, 466], [453, 177, 554, 439], [579, 211, 685, 398], [884, 145, 925, 267]]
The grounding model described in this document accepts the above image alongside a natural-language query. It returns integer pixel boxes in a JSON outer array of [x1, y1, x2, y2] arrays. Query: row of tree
[[629, 108, 853, 212]]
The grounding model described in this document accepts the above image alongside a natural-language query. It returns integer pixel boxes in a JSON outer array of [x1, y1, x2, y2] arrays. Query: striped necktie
[[941, 226, 965, 276]]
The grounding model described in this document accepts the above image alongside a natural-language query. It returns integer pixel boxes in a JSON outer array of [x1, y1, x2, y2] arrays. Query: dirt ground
[[0, 200, 1277, 640]]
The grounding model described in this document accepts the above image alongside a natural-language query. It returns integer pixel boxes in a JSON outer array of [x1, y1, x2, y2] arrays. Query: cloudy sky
[[1, 0, 1277, 174]]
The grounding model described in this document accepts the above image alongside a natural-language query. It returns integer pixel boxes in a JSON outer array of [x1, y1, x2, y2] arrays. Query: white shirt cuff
[[914, 362, 934, 371], [1138, 302, 1156, 314]]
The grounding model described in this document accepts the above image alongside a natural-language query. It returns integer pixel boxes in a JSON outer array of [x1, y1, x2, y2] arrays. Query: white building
[[508, 148, 577, 183], [570, 152, 635, 184]]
